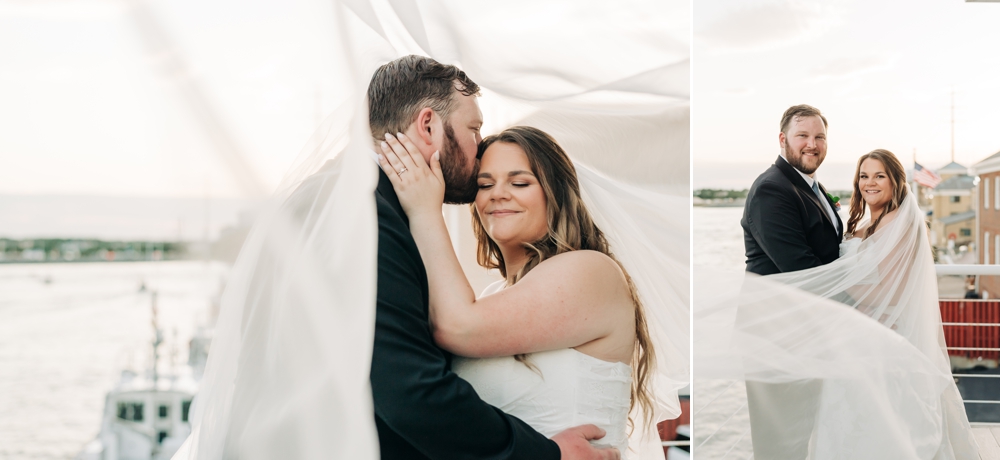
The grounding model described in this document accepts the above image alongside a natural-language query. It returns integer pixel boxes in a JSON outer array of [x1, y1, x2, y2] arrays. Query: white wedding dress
[[454, 282, 633, 454], [455, 351, 632, 452]]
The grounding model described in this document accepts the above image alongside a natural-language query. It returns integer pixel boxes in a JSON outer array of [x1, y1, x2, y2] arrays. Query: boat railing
[[936, 265, 1000, 426]]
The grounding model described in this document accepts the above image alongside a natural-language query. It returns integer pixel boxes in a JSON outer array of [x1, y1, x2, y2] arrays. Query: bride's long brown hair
[[470, 126, 656, 431], [846, 149, 908, 239]]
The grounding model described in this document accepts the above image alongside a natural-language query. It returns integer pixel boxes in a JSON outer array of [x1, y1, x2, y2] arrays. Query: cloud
[[696, 0, 850, 53], [808, 55, 893, 80]]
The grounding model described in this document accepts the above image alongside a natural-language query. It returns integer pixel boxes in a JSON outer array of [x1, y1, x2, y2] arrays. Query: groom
[[741, 104, 843, 459], [742, 104, 843, 275], [368, 55, 618, 460]]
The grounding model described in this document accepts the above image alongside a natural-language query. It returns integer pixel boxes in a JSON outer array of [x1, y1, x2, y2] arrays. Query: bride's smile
[[475, 142, 549, 248]]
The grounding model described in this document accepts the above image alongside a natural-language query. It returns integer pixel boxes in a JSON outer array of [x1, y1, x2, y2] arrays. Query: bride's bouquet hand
[[378, 132, 446, 218]]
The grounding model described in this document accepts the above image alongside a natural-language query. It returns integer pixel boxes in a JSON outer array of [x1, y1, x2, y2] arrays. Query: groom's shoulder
[[745, 165, 798, 211], [749, 164, 790, 193], [374, 190, 407, 227]]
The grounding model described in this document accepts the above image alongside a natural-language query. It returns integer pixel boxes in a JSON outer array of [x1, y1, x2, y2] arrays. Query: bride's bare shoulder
[[880, 208, 900, 226], [529, 251, 630, 299], [537, 250, 623, 281], [865, 208, 901, 238]]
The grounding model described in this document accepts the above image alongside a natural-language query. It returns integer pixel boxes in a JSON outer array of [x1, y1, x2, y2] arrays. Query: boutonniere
[[826, 192, 841, 210]]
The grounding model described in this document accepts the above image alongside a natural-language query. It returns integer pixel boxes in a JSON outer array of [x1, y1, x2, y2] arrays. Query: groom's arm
[[370, 203, 561, 460], [745, 181, 823, 272]]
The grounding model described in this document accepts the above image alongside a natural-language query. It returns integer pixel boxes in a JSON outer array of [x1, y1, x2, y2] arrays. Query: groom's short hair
[[367, 55, 480, 141], [780, 104, 828, 134]]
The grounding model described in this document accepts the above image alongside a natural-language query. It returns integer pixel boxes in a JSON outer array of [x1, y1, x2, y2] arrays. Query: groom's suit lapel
[[774, 157, 839, 235]]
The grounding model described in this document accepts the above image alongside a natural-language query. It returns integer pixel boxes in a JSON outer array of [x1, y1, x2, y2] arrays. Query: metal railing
[[935, 265, 1000, 421], [935, 264, 1000, 276]]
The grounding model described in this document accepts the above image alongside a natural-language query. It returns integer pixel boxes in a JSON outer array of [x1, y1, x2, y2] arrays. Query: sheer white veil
[[695, 187, 978, 459], [173, 1, 688, 459]]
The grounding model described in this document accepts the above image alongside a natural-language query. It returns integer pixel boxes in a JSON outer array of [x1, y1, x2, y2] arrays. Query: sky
[[0, 0, 343, 199], [0, 0, 685, 238], [693, 0, 1000, 190], [0, 0, 683, 200], [0, 0, 345, 238]]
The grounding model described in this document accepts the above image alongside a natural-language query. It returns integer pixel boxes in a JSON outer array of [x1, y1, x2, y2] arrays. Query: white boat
[[76, 292, 212, 460]]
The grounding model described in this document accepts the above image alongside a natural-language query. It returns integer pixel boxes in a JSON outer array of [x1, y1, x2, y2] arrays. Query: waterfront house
[[970, 151, 1000, 297]]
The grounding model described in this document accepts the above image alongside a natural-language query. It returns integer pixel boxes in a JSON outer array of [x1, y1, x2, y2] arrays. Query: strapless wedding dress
[[453, 349, 632, 453], [839, 236, 861, 258], [453, 281, 633, 455]]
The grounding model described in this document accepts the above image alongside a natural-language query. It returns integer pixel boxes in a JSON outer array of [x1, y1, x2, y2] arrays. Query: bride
[[696, 149, 979, 459], [377, 126, 657, 457]]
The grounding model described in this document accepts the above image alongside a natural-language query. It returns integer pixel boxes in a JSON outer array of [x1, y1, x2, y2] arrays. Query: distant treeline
[[694, 189, 748, 200], [0, 238, 187, 263], [695, 188, 853, 200]]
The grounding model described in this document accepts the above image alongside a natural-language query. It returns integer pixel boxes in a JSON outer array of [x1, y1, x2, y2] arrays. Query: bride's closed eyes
[[477, 182, 533, 190], [476, 171, 537, 190]]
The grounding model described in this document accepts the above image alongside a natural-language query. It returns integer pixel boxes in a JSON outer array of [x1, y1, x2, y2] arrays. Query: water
[[693, 207, 746, 270], [693, 207, 751, 458], [0, 261, 227, 460]]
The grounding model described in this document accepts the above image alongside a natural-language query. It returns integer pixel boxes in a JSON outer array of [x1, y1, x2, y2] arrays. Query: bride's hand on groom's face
[[378, 132, 446, 217]]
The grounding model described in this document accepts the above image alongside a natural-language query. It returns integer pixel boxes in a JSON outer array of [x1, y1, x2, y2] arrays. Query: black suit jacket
[[742, 156, 844, 275], [370, 170, 560, 460]]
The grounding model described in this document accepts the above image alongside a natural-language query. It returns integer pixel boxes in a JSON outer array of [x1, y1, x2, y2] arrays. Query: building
[[930, 173, 975, 248], [971, 151, 1000, 297], [928, 162, 975, 249]]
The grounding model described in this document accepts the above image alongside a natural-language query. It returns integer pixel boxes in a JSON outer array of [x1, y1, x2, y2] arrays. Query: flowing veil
[[695, 187, 979, 459], [174, 1, 689, 459]]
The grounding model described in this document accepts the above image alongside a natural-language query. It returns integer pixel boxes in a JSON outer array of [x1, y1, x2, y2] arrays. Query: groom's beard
[[784, 143, 824, 175], [441, 122, 479, 204]]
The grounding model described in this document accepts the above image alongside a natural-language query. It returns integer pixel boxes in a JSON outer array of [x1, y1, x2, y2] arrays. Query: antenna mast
[[951, 89, 956, 163]]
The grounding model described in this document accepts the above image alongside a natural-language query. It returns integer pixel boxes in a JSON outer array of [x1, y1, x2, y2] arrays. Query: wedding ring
[[398, 167, 408, 175]]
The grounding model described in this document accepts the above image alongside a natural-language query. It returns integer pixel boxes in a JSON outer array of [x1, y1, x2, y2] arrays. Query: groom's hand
[[552, 425, 621, 460]]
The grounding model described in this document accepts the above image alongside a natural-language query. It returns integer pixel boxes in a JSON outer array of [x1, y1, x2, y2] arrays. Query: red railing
[[657, 396, 690, 457], [940, 300, 1000, 361]]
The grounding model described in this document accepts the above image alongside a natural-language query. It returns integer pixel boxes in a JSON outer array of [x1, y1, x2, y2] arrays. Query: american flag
[[913, 162, 942, 188]]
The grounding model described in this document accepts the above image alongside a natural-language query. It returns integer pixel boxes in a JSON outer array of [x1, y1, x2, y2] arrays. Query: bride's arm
[[379, 134, 626, 358]]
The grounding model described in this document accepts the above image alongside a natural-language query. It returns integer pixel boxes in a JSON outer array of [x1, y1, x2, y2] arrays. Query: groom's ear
[[413, 107, 437, 147], [778, 131, 787, 148]]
